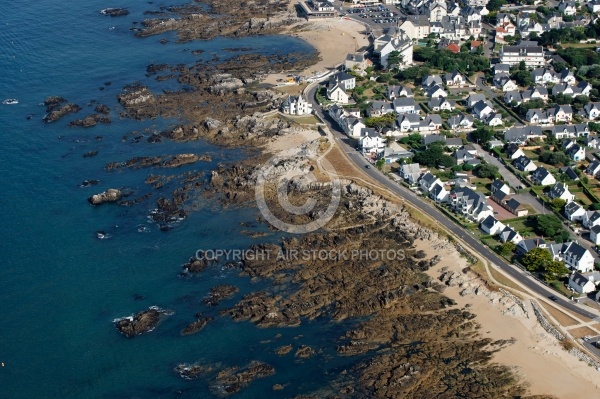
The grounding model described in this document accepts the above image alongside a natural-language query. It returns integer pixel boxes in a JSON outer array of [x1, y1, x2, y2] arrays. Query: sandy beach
[[262, 18, 371, 86], [420, 242, 600, 398]]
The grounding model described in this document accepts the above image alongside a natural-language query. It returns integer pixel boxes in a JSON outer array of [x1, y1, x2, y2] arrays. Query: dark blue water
[[0, 1, 357, 398]]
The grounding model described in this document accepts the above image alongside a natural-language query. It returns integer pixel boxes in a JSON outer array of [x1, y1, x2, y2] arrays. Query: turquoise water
[[0, 1, 360, 398]]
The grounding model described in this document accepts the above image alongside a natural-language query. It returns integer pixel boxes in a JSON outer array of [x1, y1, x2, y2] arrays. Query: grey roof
[[421, 172, 438, 184], [504, 126, 544, 143], [562, 167, 579, 180], [424, 134, 446, 145], [506, 198, 522, 211], [424, 114, 443, 125], [565, 201, 582, 216], [387, 85, 413, 98], [520, 238, 546, 252], [564, 241, 588, 260], [549, 182, 569, 199], [493, 63, 511, 74], [591, 225, 600, 234], [513, 155, 534, 170], [431, 183, 446, 197], [500, 226, 519, 242], [493, 190, 509, 202], [422, 75, 443, 87], [481, 215, 499, 229], [492, 179, 508, 191], [401, 163, 420, 175], [506, 143, 521, 157], [531, 166, 551, 181], [551, 123, 589, 137], [393, 97, 417, 107], [454, 149, 475, 160], [570, 271, 591, 288], [502, 45, 544, 55], [446, 138, 463, 147]]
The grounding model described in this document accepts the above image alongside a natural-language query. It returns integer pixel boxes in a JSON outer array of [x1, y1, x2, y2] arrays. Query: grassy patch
[[560, 42, 599, 48], [539, 302, 581, 327]]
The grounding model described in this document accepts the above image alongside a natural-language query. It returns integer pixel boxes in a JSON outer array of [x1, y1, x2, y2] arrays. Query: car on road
[[549, 295, 558, 301], [365, 165, 371, 169]]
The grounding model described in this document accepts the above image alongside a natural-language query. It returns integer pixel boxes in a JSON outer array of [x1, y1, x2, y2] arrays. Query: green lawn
[[560, 42, 598, 49]]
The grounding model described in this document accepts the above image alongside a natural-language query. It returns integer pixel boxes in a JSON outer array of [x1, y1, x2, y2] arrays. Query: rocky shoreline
[[40, 1, 554, 396]]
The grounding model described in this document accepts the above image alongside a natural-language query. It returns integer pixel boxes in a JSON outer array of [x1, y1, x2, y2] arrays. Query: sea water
[[0, 1, 362, 398]]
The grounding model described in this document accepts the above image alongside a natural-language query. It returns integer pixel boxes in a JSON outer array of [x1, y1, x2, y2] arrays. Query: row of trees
[[522, 247, 570, 282], [413, 47, 490, 73]]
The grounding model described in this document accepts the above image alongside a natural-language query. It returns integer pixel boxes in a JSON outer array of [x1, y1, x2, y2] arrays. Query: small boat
[[3, 99, 18, 105]]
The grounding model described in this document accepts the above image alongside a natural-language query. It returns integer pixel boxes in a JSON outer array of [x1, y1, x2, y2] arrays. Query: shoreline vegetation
[[73, 1, 599, 396]]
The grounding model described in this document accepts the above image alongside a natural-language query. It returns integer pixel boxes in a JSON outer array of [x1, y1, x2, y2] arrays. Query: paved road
[[307, 84, 600, 321]]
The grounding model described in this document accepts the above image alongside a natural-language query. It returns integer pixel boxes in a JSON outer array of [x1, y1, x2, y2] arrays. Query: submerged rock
[[181, 314, 213, 335], [101, 8, 129, 17], [88, 188, 122, 205]]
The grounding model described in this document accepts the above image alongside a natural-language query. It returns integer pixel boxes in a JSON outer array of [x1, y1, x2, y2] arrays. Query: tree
[[487, 0, 507, 12], [471, 126, 494, 144], [532, 214, 570, 242], [386, 51, 403, 71], [474, 163, 499, 178], [364, 113, 397, 129], [522, 247, 553, 271], [539, 150, 569, 166], [499, 242, 516, 257], [550, 198, 567, 213], [544, 260, 569, 282], [513, 70, 531, 87]]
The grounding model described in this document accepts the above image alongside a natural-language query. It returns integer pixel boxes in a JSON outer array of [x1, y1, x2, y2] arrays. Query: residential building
[[491, 179, 511, 196], [500, 45, 545, 67], [551, 123, 590, 140], [494, 74, 518, 92], [517, 238, 547, 255], [466, 93, 486, 108], [568, 272, 599, 294], [401, 163, 421, 185], [398, 15, 431, 40], [504, 126, 544, 144], [472, 100, 494, 120], [480, 215, 506, 235], [444, 70, 466, 87], [368, 101, 394, 117], [447, 113, 474, 130], [428, 96, 455, 111], [530, 167, 556, 186], [328, 72, 356, 91], [587, 160, 600, 177], [565, 143, 585, 161], [499, 226, 523, 244], [327, 83, 349, 103], [373, 28, 414, 69], [558, 1, 577, 16], [425, 84, 448, 98], [344, 52, 372, 72], [561, 242, 595, 272], [387, 85, 413, 100], [514, 155, 538, 172], [393, 97, 419, 114], [493, 63, 511, 75], [584, 102, 600, 120], [548, 182, 575, 203], [281, 95, 312, 115], [430, 182, 450, 202], [565, 201, 586, 221], [454, 149, 477, 165], [419, 171, 442, 193], [422, 74, 444, 89], [358, 129, 386, 156], [590, 225, 600, 246], [418, 114, 443, 132], [583, 210, 600, 229], [450, 187, 494, 222], [506, 144, 526, 160], [396, 113, 421, 133]]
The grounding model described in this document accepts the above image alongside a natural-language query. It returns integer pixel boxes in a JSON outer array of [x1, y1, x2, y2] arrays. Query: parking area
[[343, 4, 402, 25], [486, 198, 514, 221]]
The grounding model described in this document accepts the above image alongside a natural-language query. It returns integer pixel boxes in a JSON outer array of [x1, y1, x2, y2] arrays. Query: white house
[[548, 182, 575, 203], [568, 271, 599, 294], [562, 242, 595, 272], [396, 114, 421, 133], [564, 201, 586, 221], [584, 102, 600, 120], [450, 186, 494, 222], [587, 160, 600, 177], [583, 210, 600, 229], [358, 129, 386, 156], [401, 163, 421, 185], [430, 182, 450, 203], [590, 225, 600, 246], [393, 97, 419, 114], [506, 144, 526, 160], [419, 172, 442, 193], [428, 97, 455, 111], [281, 95, 312, 115], [530, 167, 556, 186], [444, 70, 466, 87], [499, 45, 545, 67], [558, 1, 577, 16], [327, 84, 349, 104], [499, 226, 523, 244], [513, 155, 538, 172], [480, 215, 506, 235], [328, 72, 356, 91]]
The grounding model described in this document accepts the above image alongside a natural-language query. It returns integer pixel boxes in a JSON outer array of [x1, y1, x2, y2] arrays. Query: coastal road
[[307, 84, 600, 321]]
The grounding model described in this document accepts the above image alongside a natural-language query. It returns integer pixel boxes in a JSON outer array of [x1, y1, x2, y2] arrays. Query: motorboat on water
[[3, 99, 18, 105]]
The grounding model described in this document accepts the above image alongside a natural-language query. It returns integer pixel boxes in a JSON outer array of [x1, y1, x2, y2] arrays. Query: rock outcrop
[[88, 189, 122, 205]]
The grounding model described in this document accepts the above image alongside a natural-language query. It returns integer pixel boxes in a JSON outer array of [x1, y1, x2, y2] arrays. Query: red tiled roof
[[446, 43, 460, 54]]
